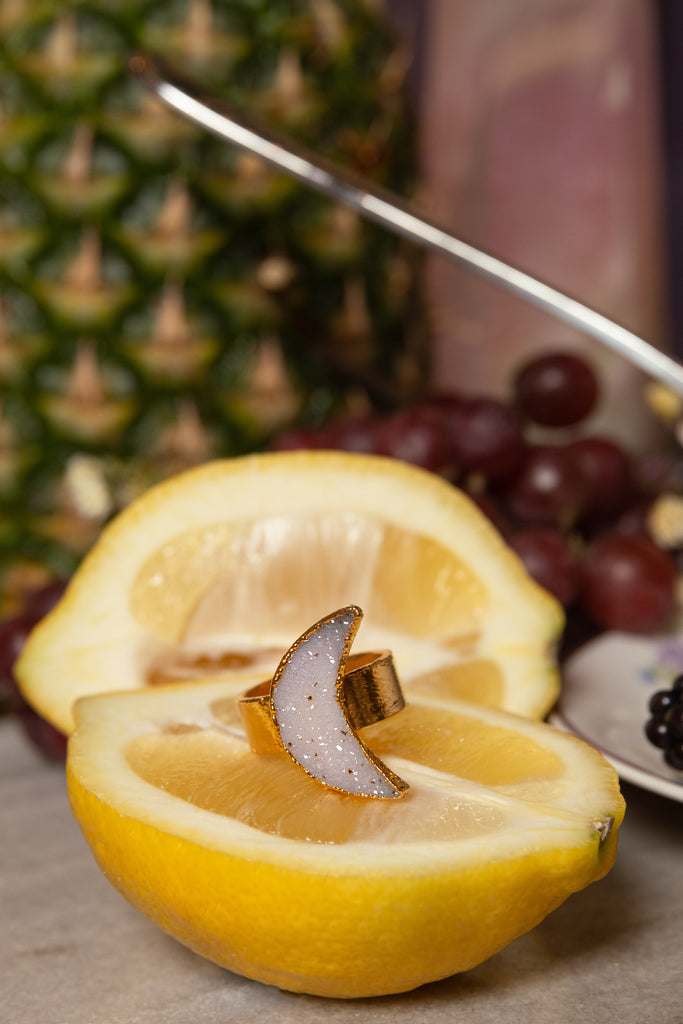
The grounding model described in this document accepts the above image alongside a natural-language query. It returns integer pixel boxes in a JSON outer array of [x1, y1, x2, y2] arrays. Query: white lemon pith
[[67, 679, 624, 999], [16, 451, 563, 734]]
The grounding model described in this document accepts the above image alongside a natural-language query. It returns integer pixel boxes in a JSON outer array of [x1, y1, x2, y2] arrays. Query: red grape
[[502, 445, 587, 529], [442, 396, 526, 479], [0, 614, 32, 682], [514, 352, 598, 427], [631, 450, 682, 496], [612, 497, 654, 537], [24, 579, 70, 619], [0, 579, 67, 693], [18, 706, 68, 761], [579, 533, 676, 632], [416, 392, 464, 418], [0, 580, 68, 760], [374, 407, 450, 472], [326, 413, 379, 454], [467, 491, 511, 537], [569, 436, 632, 526], [508, 527, 581, 606], [0, 614, 34, 712], [269, 427, 329, 451]]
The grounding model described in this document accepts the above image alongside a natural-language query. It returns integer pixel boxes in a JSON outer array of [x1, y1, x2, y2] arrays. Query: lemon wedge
[[67, 678, 624, 998], [17, 451, 563, 733]]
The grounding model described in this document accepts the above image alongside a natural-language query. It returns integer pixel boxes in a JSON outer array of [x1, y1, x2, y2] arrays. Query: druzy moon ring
[[238, 606, 409, 799]]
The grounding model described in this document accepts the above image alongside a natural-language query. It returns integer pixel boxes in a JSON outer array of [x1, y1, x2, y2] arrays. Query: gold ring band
[[238, 649, 405, 755], [237, 606, 408, 799]]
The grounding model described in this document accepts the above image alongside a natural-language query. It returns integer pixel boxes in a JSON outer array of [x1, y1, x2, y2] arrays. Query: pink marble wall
[[419, 0, 666, 447]]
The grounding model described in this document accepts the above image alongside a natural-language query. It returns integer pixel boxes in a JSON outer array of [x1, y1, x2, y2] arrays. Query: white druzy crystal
[[272, 609, 400, 798]]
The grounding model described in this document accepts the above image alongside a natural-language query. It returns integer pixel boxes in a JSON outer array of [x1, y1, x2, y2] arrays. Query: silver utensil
[[130, 52, 683, 396]]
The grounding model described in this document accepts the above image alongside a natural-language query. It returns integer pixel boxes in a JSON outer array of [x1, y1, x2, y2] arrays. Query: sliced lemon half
[[67, 679, 624, 999], [17, 452, 562, 734]]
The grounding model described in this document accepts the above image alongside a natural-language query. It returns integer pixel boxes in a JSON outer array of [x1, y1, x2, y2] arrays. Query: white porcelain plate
[[551, 631, 683, 802]]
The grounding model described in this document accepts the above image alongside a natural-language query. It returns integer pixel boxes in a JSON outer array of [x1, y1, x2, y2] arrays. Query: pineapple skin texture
[[0, 0, 424, 606]]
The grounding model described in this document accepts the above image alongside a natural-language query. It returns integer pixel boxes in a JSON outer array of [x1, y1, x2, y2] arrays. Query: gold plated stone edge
[[238, 606, 409, 799]]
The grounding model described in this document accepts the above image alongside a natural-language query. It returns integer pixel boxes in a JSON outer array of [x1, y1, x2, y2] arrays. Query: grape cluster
[[645, 676, 683, 770], [4, 350, 682, 762], [274, 351, 681, 636], [0, 580, 68, 760]]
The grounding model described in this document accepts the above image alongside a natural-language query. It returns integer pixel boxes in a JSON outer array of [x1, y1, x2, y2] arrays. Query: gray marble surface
[[2, 718, 682, 1024]]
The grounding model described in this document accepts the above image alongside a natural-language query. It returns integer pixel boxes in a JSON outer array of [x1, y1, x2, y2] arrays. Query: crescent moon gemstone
[[270, 606, 408, 799]]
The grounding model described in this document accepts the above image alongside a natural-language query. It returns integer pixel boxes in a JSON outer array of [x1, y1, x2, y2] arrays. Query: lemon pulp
[[67, 680, 624, 998], [125, 699, 569, 845], [17, 454, 563, 733]]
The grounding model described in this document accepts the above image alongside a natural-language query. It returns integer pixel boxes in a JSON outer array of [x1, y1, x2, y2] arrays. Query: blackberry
[[644, 675, 683, 770]]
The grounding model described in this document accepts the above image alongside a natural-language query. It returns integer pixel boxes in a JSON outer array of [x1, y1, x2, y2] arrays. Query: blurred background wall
[[659, 0, 683, 359], [398, 0, 666, 447]]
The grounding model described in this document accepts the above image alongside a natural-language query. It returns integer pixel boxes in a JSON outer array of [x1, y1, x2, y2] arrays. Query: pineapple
[[0, 0, 424, 610]]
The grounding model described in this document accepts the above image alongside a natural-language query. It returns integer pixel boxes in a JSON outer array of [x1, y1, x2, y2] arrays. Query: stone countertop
[[2, 719, 682, 1024]]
